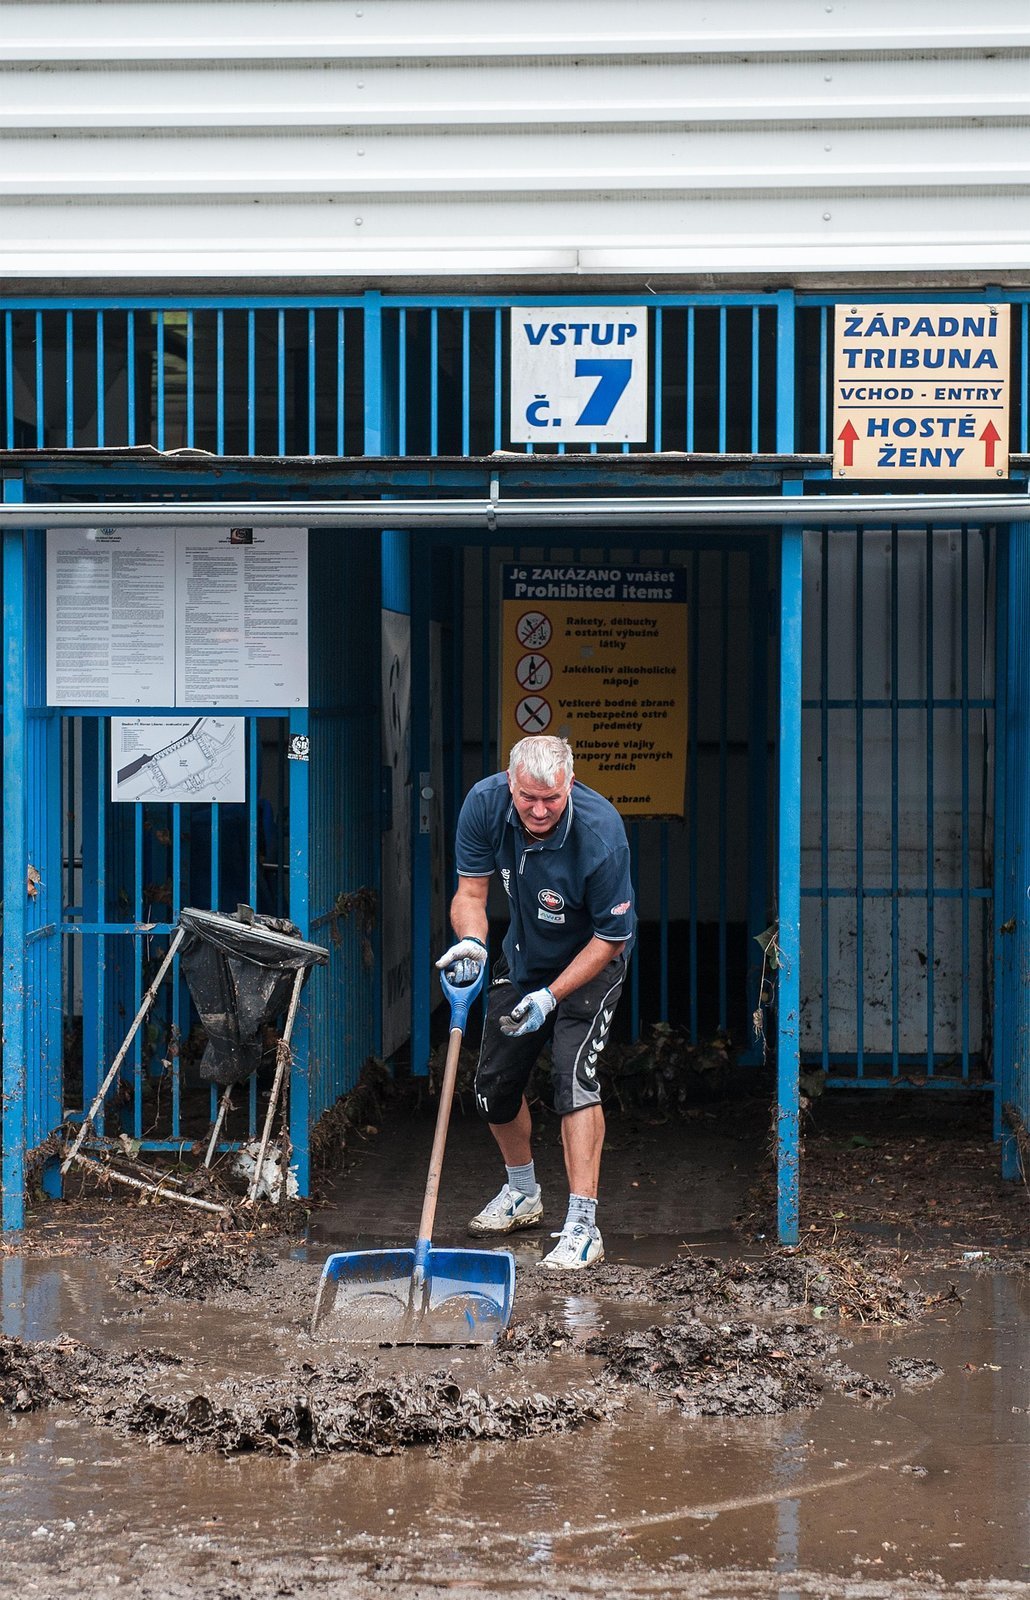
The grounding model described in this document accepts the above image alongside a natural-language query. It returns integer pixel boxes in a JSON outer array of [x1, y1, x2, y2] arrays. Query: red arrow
[[837, 418, 859, 467], [979, 419, 1002, 467]]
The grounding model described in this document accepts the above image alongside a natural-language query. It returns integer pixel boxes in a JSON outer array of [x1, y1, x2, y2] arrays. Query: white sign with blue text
[[510, 307, 648, 443]]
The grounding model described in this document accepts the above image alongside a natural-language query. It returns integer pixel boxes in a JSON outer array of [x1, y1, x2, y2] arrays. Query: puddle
[[1, 1251, 1027, 1599]]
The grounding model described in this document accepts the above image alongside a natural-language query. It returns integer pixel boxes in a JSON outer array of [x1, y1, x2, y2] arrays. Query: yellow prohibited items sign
[[500, 564, 687, 817]]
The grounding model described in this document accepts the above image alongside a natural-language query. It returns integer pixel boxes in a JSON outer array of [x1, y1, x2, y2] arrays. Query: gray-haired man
[[437, 735, 635, 1269]]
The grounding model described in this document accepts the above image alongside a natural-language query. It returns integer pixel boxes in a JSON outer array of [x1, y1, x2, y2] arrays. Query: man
[[436, 734, 635, 1270]]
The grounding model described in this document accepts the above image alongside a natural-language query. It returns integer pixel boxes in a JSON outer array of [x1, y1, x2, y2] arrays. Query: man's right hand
[[435, 936, 487, 986]]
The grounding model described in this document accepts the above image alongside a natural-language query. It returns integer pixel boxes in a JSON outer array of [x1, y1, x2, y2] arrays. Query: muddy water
[[1, 1251, 1027, 1599]]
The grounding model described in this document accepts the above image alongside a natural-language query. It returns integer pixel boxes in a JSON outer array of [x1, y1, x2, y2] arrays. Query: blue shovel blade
[[311, 1245, 515, 1346]]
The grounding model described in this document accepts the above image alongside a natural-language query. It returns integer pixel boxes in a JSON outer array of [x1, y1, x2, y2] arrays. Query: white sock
[[565, 1193, 596, 1231], [505, 1161, 538, 1198]]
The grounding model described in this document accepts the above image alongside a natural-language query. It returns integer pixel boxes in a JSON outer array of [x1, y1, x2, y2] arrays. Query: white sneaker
[[540, 1222, 604, 1270], [467, 1183, 543, 1236]]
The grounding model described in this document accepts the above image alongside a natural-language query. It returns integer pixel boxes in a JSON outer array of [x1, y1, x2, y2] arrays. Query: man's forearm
[[548, 936, 625, 1003], [450, 886, 489, 945]]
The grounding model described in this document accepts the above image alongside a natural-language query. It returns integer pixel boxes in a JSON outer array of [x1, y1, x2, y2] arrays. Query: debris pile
[[116, 1232, 274, 1300], [0, 1333, 608, 1457], [585, 1319, 830, 1417], [109, 1366, 608, 1457], [648, 1250, 922, 1324]]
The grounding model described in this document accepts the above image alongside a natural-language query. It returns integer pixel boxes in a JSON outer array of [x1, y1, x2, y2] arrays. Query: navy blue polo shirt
[[455, 773, 635, 989]]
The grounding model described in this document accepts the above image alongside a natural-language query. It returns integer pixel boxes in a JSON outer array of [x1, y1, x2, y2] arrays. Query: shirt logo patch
[[501, 867, 511, 896], [538, 888, 565, 912], [611, 901, 631, 915], [538, 908, 565, 924]]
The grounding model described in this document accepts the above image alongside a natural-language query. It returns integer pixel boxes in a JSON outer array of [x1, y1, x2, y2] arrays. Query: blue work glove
[[435, 936, 487, 986], [500, 986, 556, 1037]]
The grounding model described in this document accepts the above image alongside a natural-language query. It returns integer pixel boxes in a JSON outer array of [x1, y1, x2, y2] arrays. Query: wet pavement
[[0, 1107, 1027, 1599]]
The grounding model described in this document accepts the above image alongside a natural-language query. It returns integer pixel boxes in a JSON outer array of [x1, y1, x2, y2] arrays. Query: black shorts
[[474, 957, 626, 1124]]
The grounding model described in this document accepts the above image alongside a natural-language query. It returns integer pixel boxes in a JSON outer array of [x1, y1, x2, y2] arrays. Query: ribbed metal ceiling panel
[[1, 0, 1028, 284]]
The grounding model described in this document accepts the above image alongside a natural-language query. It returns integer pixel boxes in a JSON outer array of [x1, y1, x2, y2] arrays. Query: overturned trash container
[[179, 906, 328, 1086]]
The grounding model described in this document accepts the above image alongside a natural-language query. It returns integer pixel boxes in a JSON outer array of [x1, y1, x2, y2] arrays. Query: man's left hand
[[500, 986, 556, 1036]]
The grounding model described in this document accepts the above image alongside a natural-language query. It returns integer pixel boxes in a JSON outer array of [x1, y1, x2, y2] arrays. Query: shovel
[[311, 964, 515, 1346]]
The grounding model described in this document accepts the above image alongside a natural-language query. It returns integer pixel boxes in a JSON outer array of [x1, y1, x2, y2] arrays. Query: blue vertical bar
[[308, 308, 317, 456], [185, 309, 195, 447], [4, 312, 14, 448], [2, 507, 27, 1230], [688, 549, 700, 1039], [890, 528, 900, 1078], [369, 291, 404, 1068], [287, 709, 311, 1192], [126, 311, 136, 447], [461, 308, 471, 455], [277, 308, 286, 455], [216, 309, 225, 455], [750, 306, 760, 452], [992, 526, 1008, 1141], [247, 309, 256, 455], [925, 525, 936, 1073], [336, 308, 346, 456], [156, 312, 166, 450], [775, 291, 796, 453], [494, 309, 503, 450], [1000, 522, 1028, 1178], [171, 802, 182, 1137], [718, 551, 729, 1027], [960, 526, 970, 1078], [34, 312, 44, 447], [717, 307, 727, 453], [855, 529, 865, 1075], [397, 308, 407, 454], [777, 504, 803, 1248], [65, 312, 74, 446], [95, 311, 105, 447], [133, 806, 144, 1138], [210, 803, 220, 909], [820, 530, 830, 1071], [429, 308, 439, 455], [248, 719, 259, 908]]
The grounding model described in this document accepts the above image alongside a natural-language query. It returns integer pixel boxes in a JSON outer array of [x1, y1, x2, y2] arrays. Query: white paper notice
[[46, 528, 176, 707], [175, 527, 308, 707], [111, 715, 245, 803]]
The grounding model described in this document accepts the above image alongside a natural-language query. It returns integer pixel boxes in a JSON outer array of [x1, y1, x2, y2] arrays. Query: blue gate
[[1, 287, 1029, 1242]]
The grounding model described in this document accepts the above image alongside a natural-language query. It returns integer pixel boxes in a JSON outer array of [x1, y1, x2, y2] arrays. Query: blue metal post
[[367, 290, 408, 1065], [287, 708, 311, 1196], [775, 294, 801, 1244], [777, 509, 803, 1247], [2, 486, 27, 1229], [1000, 521, 1030, 1179]]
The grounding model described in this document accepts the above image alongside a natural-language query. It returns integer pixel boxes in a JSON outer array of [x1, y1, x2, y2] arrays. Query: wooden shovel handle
[[415, 1025, 464, 1247]]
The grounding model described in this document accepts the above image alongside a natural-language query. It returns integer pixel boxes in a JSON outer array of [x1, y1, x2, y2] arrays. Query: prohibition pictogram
[[516, 653, 552, 691], [515, 695, 552, 733], [516, 611, 552, 649]]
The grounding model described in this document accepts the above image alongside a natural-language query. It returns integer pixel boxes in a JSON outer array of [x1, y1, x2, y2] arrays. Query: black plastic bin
[[179, 906, 328, 1086]]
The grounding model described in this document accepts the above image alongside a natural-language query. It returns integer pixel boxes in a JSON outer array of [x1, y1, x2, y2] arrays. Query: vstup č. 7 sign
[[510, 307, 649, 444], [832, 304, 1010, 479]]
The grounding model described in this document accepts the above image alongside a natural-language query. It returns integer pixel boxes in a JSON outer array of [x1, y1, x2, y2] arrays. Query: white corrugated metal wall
[[1, 0, 1028, 285]]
